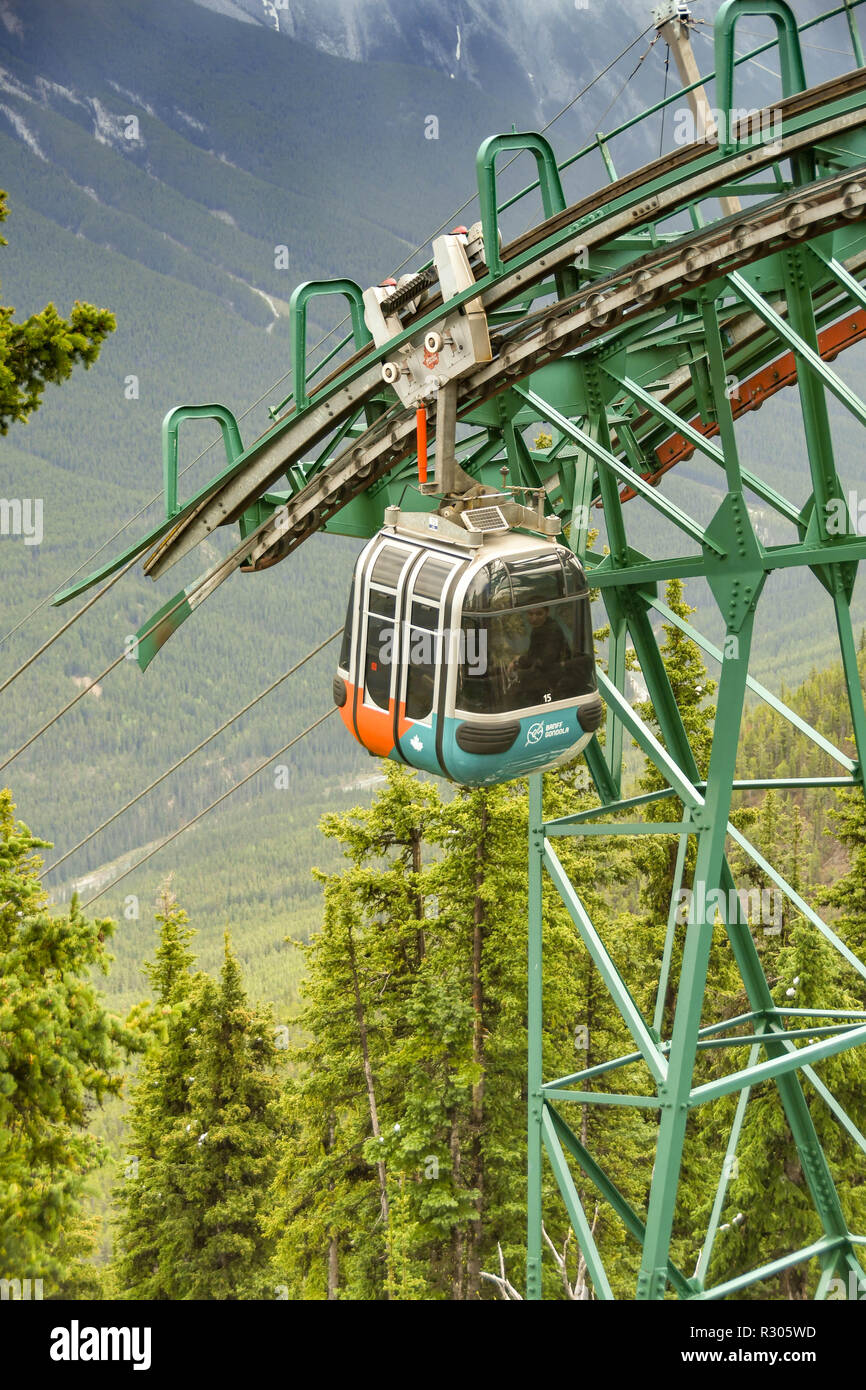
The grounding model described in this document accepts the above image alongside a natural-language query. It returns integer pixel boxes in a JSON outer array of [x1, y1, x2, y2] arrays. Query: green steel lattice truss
[[522, 2, 866, 1303], [58, 0, 866, 1299]]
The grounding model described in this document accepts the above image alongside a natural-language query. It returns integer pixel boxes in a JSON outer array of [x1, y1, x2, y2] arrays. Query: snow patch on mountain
[[35, 76, 86, 109], [175, 107, 207, 132], [250, 284, 280, 323], [0, 102, 45, 159], [0, 67, 90, 118], [189, 0, 661, 118], [90, 96, 147, 150], [107, 80, 156, 118], [0, 64, 31, 103], [0, 1, 22, 39], [262, 0, 281, 31]]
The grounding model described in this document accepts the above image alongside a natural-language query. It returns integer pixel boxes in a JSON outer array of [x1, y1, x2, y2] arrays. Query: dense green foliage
[[0, 793, 136, 1294], [111, 897, 283, 1299], [263, 764, 644, 1299]]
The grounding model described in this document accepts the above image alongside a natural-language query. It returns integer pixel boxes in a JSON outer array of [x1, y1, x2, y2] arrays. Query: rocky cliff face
[[190, 0, 659, 120]]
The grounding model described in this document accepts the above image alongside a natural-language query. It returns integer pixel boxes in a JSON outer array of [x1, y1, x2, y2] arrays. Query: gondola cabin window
[[363, 544, 409, 712], [457, 549, 594, 715]]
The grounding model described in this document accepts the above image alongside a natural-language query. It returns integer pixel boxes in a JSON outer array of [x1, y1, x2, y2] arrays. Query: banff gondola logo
[[526, 719, 567, 746], [49, 1320, 152, 1372]]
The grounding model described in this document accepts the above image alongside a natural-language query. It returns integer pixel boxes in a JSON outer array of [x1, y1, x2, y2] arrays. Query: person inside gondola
[[509, 604, 568, 701]]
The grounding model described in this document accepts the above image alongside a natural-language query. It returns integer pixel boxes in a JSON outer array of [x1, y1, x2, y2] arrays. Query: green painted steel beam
[[727, 776, 858, 789], [543, 841, 668, 1084], [546, 1051, 652, 1090], [810, 245, 866, 310], [714, 3, 807, 154], [545, 787, 686, 829], [796, 1062, 866, 1156], [695, 1043, 761, 1289], [588, 533, 866, 588], [289, 279, 371, 414], [696, 1024, 865, 1049], [645, 596, 858, 772], [541, 1106, 615, 1299], [526, 774, 544, 1301], [831, 588, 866, 784], [476, 132, 569, 285], [729, 269, 866, 431], [515, 385, 727, 554], [541, 1089, 660, 1107], [547, 1107, 695, 1298], [697, 1236, 845, 1300], [689, 1023, 866, 1105], [595, 669, 705, 809], [843, 0, 866, 64], [544, 1011, 798, 1092], [606, 369, 804, 527], [583, 735, 621, 803], [727, 822, 866, 982], [545, 820, 692, 837], [656, 832, 689, 1037], [161, 404, 243, 520], [639, 613, 756, 1298], [769, 1007, 866, 1018]]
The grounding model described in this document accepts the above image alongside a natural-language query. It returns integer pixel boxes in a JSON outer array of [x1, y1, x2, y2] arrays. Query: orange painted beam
[[612, 310, 866, 504]]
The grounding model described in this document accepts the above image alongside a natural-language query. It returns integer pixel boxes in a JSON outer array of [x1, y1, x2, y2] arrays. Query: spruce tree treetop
[[0, 190, 115, 433], [112, 922, 283, 1300]]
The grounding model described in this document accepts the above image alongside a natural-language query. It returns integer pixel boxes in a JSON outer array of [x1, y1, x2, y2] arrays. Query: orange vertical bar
[[416, 407, 428, 484]]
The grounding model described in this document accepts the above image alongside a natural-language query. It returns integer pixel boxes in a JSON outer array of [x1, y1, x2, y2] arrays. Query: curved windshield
[[456, 549, 595, 715]]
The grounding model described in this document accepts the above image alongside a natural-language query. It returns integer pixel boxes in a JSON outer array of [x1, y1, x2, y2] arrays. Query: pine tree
[[266, 767, 441, 1300], [267, 764, 646, 1299], [171, 935, 283, 1298], [111, 892, 200, 1299], [0, 792, 135, 1291], [0, 191, 115, 432], [112, 903, 282, 1298]]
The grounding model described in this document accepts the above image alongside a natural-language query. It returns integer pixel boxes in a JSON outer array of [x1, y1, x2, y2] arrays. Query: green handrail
[[476, 132, 567, 278], [289, 279, 371, 414], [162, 404, 243, 519], [714, 1, 807, 152]]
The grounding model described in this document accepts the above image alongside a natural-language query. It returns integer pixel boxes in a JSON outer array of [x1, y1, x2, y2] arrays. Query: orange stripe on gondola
[[340, 683, 413, 757]]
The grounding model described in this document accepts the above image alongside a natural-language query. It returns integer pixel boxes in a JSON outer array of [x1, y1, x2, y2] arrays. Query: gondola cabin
[[333, 507, 603, 786]]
